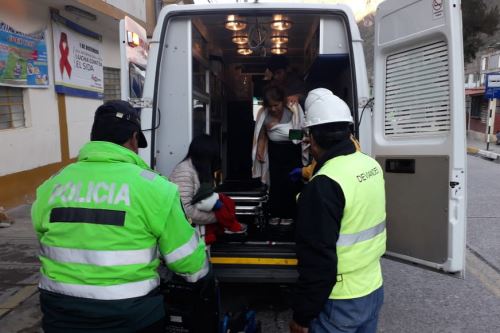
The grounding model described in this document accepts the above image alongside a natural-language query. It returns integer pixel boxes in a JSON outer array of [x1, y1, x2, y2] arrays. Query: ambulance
[[120, 0, 467, 282]]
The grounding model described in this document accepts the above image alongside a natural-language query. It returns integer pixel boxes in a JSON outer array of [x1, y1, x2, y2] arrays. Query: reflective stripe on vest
[[140, 170, 157, 181], [163, 233, 200, 264], [39, 275, 159, 300], [336, 220, 386, 247], [40, 244, 158, 266], [177, 258, 210, 283]]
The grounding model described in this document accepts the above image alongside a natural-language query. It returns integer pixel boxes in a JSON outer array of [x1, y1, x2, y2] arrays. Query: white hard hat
[[303, 88, 353, 127]]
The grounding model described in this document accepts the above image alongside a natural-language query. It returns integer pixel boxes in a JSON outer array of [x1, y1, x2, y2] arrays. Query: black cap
[[91, 100, 147, 148]]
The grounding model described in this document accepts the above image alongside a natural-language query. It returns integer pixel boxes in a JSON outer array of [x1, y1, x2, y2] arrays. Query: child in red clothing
[[194, 191, 246, 244]]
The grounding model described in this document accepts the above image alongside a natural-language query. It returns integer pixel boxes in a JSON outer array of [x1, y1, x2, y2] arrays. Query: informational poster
[[0, 21, 49, 88], [52, 16, 103, 99]]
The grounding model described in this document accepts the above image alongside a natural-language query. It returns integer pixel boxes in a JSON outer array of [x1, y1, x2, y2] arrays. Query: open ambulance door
[[120, 16, 153, 165], [373, 0, 466, 276], [119, 16, 148, 101]]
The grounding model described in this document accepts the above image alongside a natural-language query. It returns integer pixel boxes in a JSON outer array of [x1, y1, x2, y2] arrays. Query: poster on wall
[[52, 13, 103, 99], [0, 21, 49, 88]]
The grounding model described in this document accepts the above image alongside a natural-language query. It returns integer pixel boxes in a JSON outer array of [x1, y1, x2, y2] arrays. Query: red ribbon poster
[[58, 32, 72, 79], [52, 18, 103, 99]]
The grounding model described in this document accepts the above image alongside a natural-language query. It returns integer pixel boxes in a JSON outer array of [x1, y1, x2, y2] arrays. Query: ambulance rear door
[[373, 0, 466, 275], [119, 16, 154, 165], [119, 16, 148, 100]]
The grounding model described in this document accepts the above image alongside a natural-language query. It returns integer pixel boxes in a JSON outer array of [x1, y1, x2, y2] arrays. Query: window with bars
[[0, 87, 25, 130], [103, 67, 121, 101]]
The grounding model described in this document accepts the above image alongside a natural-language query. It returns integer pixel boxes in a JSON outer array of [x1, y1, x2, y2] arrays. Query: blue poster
[[0, 21, 49, 88]]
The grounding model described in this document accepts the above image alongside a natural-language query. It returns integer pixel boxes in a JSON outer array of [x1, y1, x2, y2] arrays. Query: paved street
[[222, 152, 500, 333], [1, 150, 499, 332]]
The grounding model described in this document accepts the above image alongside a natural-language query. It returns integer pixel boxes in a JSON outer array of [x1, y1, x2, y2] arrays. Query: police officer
[[290, 89, 386, 333], [32, 100, 209, 332]]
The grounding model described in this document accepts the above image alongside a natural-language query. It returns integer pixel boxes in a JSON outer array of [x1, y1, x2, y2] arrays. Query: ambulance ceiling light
[[232, 32, 249, 45], [270, 14, 292, 31], [237, 46, 253, 55], [271, 45, 287, 55], [270, 32, 289, 45], [225, 15, 247, 31]]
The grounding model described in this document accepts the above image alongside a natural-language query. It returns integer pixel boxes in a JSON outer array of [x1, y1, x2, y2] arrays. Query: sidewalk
[[467, 135, 500, 161], [0, 205, 42, 333]]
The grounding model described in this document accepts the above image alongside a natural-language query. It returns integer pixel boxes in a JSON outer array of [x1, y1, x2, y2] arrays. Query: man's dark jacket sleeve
[[292, 175, 345, 327]]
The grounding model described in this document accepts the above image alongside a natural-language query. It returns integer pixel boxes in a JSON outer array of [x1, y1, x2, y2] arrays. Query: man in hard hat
[[289, 88, 386, 333], [32, 100, 209, 332]]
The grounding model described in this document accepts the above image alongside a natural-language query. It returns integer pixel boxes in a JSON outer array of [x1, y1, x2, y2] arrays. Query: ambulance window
[[193, 59, 207, 93], [193, 99, 208, 137], [129, 63, 145, 98]]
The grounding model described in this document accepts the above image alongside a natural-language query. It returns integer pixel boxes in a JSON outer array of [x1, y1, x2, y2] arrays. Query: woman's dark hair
[[263, 85, 286, 108], [185, 134, 220, 184], [310, 122, 351, 150]]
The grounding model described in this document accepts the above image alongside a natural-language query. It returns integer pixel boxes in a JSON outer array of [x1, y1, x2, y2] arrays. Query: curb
[[0, 285, 38, 319], [468, 146, 500, 162]]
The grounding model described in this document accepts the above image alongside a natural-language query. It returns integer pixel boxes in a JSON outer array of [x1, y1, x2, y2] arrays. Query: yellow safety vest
[[314, 151, 386, 299]]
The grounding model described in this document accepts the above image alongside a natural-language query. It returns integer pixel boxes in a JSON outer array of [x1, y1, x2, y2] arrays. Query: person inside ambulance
[[169, 134, 246, 244], [266, 54, 306, 107], [290, 89, 386, 333], [252, 85, 306, 226], [31, 100, 209, 333]]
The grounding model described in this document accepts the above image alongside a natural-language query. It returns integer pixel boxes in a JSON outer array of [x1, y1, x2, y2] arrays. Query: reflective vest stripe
[[336, 220, 386, 247], [140, 170, 157, 180], [39, 275, 159, 300], [163, 233, 200, 264], [176, 259, 210, 283], [40, 244, 158, 266]]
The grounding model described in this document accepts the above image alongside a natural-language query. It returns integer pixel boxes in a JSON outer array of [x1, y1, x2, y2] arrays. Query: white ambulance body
[[122, 0, 467, 282]]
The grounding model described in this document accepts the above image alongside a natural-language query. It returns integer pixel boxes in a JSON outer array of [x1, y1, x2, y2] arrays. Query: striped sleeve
[[158, 190, 209, 282]]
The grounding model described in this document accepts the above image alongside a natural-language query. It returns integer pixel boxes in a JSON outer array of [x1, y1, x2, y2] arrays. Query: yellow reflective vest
[[314, 151, 386, 299]]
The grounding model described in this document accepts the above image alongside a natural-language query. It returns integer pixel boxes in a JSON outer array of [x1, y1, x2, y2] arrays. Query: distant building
[[464, 49, 500, 142]]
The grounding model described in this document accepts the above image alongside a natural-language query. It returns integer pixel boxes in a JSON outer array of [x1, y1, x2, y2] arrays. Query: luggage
[[161, 270, 220, 333]]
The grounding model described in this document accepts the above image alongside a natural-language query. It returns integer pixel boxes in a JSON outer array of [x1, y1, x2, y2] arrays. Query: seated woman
[[252, 85, 307, 226], [170, 134, 245, 244]]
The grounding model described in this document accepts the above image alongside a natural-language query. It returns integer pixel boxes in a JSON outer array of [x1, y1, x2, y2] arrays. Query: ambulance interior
[[154, 11, 356, 252]]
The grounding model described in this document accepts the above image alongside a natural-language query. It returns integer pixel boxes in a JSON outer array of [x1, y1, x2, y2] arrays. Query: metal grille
[[103, 67, 121, 101], [0, 87, 25, 130], [385, 41, 450, 137]]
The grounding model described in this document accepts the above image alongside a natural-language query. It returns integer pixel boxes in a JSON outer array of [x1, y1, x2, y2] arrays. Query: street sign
[[484, 72, 500, 98]]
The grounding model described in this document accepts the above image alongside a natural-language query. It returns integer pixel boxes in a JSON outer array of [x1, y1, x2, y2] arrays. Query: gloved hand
[[289, 167, 303, 182]]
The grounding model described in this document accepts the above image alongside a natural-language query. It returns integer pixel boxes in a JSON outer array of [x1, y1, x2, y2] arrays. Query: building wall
[[0, 0, 129, 208], [470, 118, 486, 133], [464, 49, 500, 139], [0, 1, 61, 177], [105, 0, 147, 22]]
